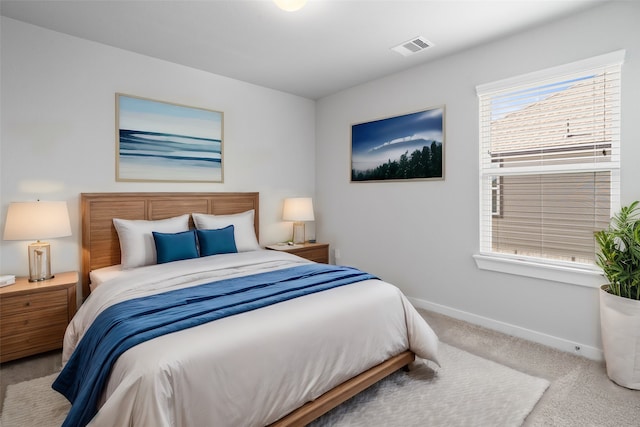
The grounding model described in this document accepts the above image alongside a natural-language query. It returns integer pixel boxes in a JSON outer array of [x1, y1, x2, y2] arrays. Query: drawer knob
[[25, 301, 31, 307]]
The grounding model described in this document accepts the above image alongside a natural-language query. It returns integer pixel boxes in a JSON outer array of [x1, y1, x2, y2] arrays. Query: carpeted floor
[[419, 310, 640, 426], [311, 342, 548, 426], [1, 309, 639, 426], [1, 342, 548, 427]]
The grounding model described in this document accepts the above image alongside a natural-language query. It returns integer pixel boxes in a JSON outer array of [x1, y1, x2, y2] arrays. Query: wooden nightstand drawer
[[291, 246, 329, 263], [266, 243, 329, 264], [1, 289, 68, 317], [1, 302, 68, 335], [1, 319, 68, 360]]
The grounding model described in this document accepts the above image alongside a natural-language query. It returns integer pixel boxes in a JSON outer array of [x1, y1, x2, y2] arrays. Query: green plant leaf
[[595, 201, 640, 300]]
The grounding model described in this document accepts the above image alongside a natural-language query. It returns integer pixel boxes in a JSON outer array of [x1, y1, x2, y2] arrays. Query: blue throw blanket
[[52, 264, 376, 427]]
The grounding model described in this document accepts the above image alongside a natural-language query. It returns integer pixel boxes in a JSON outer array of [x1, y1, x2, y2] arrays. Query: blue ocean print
[[117, 95, 223, 182]]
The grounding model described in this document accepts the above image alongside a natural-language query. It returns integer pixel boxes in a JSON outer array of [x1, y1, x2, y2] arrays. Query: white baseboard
[[409, 296, 603, 361]]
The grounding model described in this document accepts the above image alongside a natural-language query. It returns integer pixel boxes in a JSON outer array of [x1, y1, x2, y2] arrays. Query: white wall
[[316, 0, 640, 359], [0, 17, 317, 281]]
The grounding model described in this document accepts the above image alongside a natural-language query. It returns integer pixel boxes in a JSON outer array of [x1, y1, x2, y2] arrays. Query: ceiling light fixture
[[274, 0, 307, 12]]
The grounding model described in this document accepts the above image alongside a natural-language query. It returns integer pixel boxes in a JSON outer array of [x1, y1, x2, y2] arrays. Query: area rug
[[1, 343, 548, 426]]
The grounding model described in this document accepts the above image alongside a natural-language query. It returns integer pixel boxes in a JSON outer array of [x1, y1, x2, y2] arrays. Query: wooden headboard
[[80, 192, 259, 298]]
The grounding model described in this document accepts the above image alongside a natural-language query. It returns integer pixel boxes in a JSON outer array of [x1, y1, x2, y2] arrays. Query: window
[[476, 51, 624, 283]]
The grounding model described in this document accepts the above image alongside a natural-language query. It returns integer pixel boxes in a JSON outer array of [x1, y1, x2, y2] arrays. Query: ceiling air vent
[[391, 36, 433, 57]]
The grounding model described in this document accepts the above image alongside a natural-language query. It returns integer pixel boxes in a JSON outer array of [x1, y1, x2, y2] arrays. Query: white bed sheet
[[88, 264, 123, 291], [63, 250, 439, 427]]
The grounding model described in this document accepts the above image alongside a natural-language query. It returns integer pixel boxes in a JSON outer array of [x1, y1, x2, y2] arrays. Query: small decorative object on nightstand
[[266, 242, 329, 264], [0, 275, 16, 287], [0, 271, 78, 363]]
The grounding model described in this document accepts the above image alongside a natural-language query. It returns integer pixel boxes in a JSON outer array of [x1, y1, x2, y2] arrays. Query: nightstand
[[0, 271, 78, 363], [266, 242, 329, 264]]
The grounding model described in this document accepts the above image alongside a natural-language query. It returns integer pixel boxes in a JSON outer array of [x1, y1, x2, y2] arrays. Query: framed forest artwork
[[351, 106, 444, 182]]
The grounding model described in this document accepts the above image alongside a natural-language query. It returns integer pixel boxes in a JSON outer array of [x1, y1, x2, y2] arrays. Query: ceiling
[[1, 0, 607, 100]]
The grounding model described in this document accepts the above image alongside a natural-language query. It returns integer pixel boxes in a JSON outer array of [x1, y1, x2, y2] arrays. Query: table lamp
[[282, 197, 314, 244], [3, 201, 72, 282]]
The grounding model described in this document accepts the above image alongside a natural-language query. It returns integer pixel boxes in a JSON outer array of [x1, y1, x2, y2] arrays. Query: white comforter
[[62, 250, 439, 427]]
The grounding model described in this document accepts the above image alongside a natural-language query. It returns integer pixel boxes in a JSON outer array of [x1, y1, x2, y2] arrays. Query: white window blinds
[[477, 51, 624, 267]]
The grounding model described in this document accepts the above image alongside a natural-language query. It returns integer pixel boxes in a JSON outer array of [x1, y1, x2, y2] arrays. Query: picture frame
[[116, 93, 224, 182], [351, 106, 445, 182]]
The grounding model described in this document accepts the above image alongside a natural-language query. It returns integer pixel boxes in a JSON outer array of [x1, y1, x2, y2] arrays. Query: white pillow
[[113, 214, 190, 269], [192, 210, 260, 252]]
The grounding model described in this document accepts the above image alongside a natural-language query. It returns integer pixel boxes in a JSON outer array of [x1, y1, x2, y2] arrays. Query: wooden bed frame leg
[[270, 351, 415, 427]]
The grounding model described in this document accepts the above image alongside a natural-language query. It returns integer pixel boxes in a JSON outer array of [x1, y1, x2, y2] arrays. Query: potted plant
[[594, 200, 640, 390]]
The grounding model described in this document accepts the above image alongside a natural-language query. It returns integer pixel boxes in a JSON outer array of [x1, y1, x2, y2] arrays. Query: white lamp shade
[[3, 201, 72, 241], [282, 198, 314, 222]]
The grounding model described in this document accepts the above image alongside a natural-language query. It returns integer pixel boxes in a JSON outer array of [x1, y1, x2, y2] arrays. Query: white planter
[[599, 285, 640, 390]]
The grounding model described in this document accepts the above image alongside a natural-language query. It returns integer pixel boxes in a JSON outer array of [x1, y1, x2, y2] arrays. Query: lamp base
[[28, 241, 53, 282], [292, 222, 306, 244], [28, 275, 55, 283]]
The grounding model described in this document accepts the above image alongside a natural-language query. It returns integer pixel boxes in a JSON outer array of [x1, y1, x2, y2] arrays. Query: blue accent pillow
[[152, 230, 199, 264], [197, 225, 238, 257]]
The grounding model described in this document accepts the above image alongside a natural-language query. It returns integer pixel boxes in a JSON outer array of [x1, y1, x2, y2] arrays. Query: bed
[[55, 192, 439, 427]]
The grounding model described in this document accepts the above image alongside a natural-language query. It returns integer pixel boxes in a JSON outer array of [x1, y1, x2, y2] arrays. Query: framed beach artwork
[[351, 106, 445, 182], [116, 94, 223, 182]]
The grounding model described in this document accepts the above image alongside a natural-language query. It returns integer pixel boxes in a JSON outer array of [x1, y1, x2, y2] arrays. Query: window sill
[[473, 253, 605, 288]]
